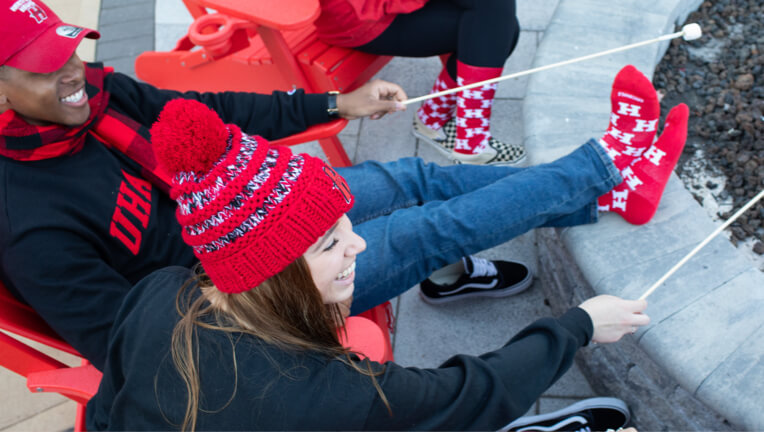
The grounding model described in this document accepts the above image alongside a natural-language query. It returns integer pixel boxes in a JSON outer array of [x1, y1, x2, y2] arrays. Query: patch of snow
[[678, 148, 764, 271]]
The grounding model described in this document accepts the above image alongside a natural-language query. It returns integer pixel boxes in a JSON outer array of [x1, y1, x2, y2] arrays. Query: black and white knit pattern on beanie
[[174, 131, 305, 254]]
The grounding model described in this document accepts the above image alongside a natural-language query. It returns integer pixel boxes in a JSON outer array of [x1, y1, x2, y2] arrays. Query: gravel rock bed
[[653, 0, 763, 266]]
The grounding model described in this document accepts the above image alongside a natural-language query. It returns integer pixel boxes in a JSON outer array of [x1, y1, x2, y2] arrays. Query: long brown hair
[[169, 258, 389, 431]]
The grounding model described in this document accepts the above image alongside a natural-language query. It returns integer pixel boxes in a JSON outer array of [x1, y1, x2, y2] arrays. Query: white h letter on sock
[[644, 146, 667, 166], [621, 166, 643, 191], [608, 128, 635, 145], [618, 102, 642, 117], [612, 190, 629, 211], [454, 138, 471, 151], [633, 119, 657, 132]]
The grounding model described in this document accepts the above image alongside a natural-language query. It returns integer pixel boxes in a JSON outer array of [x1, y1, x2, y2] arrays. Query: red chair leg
[[74, 402, 87, 432]]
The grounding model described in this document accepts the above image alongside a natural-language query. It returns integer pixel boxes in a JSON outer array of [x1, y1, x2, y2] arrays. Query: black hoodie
[[87, 266, 593, 431], [0, 69, 331, 370]]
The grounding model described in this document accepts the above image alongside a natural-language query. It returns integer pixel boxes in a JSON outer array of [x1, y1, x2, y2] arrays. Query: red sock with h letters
[[598, 65, 660, 170], [599, 103, 689, 225]]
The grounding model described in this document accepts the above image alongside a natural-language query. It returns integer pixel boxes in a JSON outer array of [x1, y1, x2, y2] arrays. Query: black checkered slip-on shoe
[[502, 397, 630, 431], [419, 256, 533, 305], [439, 118, 527, 166], [412, 113, 453, 157]]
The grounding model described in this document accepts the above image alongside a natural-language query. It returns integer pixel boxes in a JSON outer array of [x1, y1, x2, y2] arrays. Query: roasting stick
[[402, 23, 703, 106], [638, 188, 764, 300]]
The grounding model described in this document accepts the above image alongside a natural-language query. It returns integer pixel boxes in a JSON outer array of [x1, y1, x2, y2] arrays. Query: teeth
[[61, 88, 84, 103], [335, 261, 356, 281]]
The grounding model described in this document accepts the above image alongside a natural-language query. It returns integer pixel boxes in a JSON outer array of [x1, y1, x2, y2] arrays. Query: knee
[[471, 0, 519, 36], [480, 0, 517, 20]]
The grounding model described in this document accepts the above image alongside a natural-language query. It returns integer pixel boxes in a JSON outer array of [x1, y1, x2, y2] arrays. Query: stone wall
[[536, 228, 734, 430]]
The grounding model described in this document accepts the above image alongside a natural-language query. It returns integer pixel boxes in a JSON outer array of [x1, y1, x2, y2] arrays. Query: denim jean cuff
[[583, 138, 624, 223], [584, 138, 623, 186]]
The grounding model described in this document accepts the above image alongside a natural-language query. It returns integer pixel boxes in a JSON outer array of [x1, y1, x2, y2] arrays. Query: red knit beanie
[[150, 99, 354, 294]]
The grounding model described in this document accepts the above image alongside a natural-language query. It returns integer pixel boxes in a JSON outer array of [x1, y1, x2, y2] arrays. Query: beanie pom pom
[[151, 99, 229, 175]]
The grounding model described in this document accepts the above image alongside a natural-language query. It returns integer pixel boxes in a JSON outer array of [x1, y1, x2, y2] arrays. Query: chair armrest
[[196, 0, 320, 29], [27, 364, 103, 404], [339, 316, 393, 363]]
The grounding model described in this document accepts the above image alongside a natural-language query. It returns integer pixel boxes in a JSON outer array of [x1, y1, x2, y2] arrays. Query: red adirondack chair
[[0, 282, 101, 432], [135, 0, 392, 167]]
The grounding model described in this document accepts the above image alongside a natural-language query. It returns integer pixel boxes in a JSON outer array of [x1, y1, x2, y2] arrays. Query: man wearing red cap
[[0, 0, 533, 369]]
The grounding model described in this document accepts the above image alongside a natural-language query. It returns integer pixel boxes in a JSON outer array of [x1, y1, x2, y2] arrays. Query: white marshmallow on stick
[[403, 23, 703, 105], [681, 23, 703, 41]]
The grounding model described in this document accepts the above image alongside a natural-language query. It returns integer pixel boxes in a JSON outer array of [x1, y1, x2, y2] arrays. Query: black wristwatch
[[327, 91, 340, 118]]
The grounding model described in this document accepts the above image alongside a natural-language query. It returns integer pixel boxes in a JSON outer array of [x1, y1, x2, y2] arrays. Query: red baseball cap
[[1, 0, 100, 73]]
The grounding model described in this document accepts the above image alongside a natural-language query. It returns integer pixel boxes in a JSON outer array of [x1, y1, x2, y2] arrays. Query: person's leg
[[350, 139, 622, 313], [357, 1, 460, 59], [337, 158, 520, 224], [358, 1, 525, 165], [448, 0, 523, 165], [340, 159, 541, 305], [358, 1, 462, 141]]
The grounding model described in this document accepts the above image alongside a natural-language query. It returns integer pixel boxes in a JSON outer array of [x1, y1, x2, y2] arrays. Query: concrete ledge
[[523, 0, 764, 429]]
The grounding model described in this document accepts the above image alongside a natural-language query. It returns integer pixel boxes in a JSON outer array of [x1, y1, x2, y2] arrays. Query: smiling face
[[303, 214, 367, 306], [0, 52, 90, 126]]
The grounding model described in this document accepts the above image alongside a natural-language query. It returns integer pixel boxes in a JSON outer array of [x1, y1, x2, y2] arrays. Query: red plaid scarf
[[0, 63, 171, 192]]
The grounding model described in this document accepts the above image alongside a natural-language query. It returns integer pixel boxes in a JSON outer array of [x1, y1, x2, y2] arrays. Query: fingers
[[631, 312, 651, 327], [622, 298, 650, 328], [626, 298, 648, 316], [579, 295, 651, 344], [337, 80, 407, 120], [370, 79, 408, 102]]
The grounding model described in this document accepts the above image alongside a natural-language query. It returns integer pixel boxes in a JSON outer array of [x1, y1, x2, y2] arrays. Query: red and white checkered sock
[[598, 65, 660, 170], [417, 66, 458, 130], [454, 61, 503, 155], [598, 104, 689, 225]]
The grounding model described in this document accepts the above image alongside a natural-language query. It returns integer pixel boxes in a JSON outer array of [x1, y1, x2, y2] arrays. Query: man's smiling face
[[0, 52, 90, 127]]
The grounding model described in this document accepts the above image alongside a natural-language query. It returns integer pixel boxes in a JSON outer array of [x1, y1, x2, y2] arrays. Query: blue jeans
[[337, 139, 622, 314]]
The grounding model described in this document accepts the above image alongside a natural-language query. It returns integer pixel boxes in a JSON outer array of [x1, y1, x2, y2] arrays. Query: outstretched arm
[[107, 72, 405, 141]]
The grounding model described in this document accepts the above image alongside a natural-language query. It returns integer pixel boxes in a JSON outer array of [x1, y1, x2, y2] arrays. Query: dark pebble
[[732, 227, 748, 240], [733, 73, 755, 90], [754, 242, 764, 255]]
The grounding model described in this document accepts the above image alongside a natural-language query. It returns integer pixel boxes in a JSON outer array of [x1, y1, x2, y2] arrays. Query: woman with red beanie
[[87, 77, 689, 428], [315, 0, 526, 165]]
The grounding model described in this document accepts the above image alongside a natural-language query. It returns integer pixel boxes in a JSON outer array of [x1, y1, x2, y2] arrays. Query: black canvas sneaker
[[419, 256, 533, 304], [502, 397, 630, 432]]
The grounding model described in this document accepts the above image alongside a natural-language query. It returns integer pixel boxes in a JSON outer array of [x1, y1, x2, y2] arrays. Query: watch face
[[328, 92, 339, 117]]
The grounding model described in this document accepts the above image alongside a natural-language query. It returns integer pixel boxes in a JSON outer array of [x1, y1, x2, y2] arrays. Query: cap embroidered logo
[[10, 0, 47, 24]]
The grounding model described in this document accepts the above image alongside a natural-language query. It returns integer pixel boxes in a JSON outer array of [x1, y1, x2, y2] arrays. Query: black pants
[[357, 0, 520, 80]]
